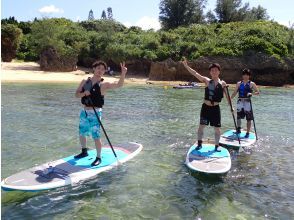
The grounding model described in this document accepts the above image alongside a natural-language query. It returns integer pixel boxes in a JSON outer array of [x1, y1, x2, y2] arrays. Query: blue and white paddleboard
[[185, 144, 231, 174], [219, 129, 256, 148], [1, 142, 143, 192]]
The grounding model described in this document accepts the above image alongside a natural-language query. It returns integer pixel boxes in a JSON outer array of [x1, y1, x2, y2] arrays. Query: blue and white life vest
[[238, 81, 252, 98]]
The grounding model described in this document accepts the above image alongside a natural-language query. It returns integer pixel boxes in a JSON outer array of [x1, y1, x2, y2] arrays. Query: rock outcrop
[[149, 53, 294, 86], [40, 46, 77, 72]]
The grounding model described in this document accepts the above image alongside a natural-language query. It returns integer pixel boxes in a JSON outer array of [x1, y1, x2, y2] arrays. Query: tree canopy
[[1, 2, 292, 66], [159, 0, 207, 29]]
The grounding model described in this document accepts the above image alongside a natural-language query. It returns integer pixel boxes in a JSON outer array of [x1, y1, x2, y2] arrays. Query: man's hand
[[181, 57, 189, 68], [84, 90, 91, 96], [247, 93, 252, 97], [120, 62, 127, 75]]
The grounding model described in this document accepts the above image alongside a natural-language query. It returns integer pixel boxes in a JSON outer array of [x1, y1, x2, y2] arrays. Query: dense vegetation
[[1, 17, 293, 67]]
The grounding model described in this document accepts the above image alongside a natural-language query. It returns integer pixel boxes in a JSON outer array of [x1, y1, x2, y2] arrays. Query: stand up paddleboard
[[1, 142, 143, 192], [219, 129, 256, 148], [185, 144, 231, 174]]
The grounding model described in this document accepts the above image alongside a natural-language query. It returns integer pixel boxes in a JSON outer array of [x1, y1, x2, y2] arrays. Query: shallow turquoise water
[[1, 83, 294, 219]]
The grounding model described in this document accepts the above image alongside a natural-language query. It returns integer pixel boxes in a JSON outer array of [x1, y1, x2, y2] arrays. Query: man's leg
[[94, 138, 102, 158], [196, 124, 206, 150], [236, 100, 244, 133], [91, 111, 102, 166], [212, 105, 221, 152], [214, 127, 221, 152], [197, 103, 208, 150], [244, 101, 253, 138], [75, 110, 89, 159], [246, 120, 251, 133], [91, 138, 102, 166]]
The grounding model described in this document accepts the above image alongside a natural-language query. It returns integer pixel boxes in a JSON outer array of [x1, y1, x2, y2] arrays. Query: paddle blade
[[115, 158, 122, 166], [238, 146, 244, 153]]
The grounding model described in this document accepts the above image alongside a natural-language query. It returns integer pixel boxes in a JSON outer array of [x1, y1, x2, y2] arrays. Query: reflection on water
[[1, 83, 294, 219]]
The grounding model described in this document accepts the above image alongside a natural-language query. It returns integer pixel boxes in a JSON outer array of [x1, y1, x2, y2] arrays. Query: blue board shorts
[[79, 109, 102, 139]]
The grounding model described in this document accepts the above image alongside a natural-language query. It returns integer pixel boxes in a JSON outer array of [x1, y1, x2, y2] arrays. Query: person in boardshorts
[[74, 60, 127, 166], [230, 68, 260, 138], [182, 59, 231, 152]]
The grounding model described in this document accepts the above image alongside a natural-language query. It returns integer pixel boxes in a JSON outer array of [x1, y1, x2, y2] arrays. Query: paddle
[[225, 86, 242, 151], [248, 97, 258, 140], [87, 96, 120, 164]]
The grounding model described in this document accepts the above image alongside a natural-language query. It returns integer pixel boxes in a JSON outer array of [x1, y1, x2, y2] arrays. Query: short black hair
[[209, 63, 221, 71], [92, 60, 107, 70], [242, 68, 251, 75]]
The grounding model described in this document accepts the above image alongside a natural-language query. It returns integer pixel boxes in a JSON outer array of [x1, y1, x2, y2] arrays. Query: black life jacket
[[204, 80, 224, 103], [238, 81, 252, 98], [81, 78, 104, 108]]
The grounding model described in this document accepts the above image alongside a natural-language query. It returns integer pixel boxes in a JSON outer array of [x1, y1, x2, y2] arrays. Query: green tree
[[215, 0, 269, 23], [159, 0, 207, 30], [30, 18, 87, 70], [88, 9, 94, 21], [287, 23, 294, 57], [1, 24, 23, 62], [107, 7, 113, 20], [206, 10, 217, 23], [1, 16, 18, 25], [18, 21, 32, 34], [215, 0, 243, 23], [101, 10, 107, 19], [249, 5, 269, 20], [16, 34, 38, 61], [79, 19, 126, 33]]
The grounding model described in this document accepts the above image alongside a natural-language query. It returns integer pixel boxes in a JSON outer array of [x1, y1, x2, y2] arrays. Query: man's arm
[[182, 58, 210, 84], [252, 82, 260, 95], [75, 79, 87, 98]]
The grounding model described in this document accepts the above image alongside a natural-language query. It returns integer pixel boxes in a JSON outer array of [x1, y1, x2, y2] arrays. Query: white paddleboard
[[1, 142, 143, 192], [185, 144, 231, 174], [219, 129, 256, 148]]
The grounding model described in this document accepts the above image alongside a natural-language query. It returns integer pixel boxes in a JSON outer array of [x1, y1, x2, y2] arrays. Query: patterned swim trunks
[[237, 99, 253, 121], [79, 109, 102, 139]]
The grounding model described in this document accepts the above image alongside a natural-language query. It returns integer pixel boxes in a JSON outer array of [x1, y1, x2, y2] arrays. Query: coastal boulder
[[149, 54, 294, 86], [39, 46, 77, 72]]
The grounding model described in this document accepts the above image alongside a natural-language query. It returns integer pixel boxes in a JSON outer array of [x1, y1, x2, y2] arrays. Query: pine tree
[[88, 9, 94, 21], [101, 10, 107, 19], [107, 7, 113, 20]]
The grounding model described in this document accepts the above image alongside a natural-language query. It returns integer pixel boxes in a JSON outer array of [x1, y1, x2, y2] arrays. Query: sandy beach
[[3, 62, 292, 88], [1, 61, 192, 86], [1, 61, 147, 84]]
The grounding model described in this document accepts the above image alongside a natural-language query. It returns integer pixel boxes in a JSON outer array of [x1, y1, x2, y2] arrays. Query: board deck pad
[[64, 147, 129, 168], [1, 142, 143, 192], [219, 129, 256, 147], [185, 144, 231, 174]]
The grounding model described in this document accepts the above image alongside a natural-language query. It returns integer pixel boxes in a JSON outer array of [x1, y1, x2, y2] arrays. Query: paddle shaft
[[225, 86, 241, 145], [248, 98, 258, 140], [87, 97, 118, 158]]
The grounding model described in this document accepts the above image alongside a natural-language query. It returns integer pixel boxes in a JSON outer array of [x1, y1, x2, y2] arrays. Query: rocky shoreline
[[2, 54, 294, 87], [147, 53, 294, 86]]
